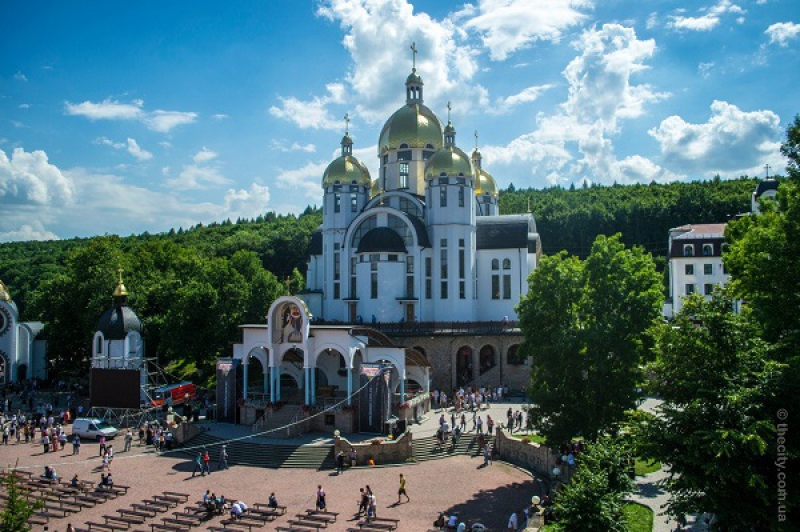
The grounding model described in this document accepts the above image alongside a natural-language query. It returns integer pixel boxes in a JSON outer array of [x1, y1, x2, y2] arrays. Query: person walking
[[124, 430, 133, 452], [72, 434, 81, 455], [336, 451, 345, 474], [397, 473, 410, 503], [316, 485, 326, 511], [191, 452, 203, 477], [218, 445, 229, 470], [202, 449, 211, 475], [98, 435, 106, 457], [357, 488, 368, 517]]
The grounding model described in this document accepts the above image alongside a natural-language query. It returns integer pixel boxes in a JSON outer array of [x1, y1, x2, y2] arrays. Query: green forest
[[0, 176, 771, 380]]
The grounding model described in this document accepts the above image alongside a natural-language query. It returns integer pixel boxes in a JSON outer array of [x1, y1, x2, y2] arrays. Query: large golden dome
[[475, 169, 498, 196], [322, 155, 372, 188], [370, 178, 382, 198], [379, 103, 443, 152], [425, 146, 472, 179]]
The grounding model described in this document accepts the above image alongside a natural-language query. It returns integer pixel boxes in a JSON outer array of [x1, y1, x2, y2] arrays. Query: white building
[[664, 224, 729, 317], [302, 65, 540, 325], [0, 280, 47, 384]]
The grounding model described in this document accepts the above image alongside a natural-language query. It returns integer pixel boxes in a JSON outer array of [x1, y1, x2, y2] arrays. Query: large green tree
[[638, 292, 785, 530], [518, 234, 663, 443]]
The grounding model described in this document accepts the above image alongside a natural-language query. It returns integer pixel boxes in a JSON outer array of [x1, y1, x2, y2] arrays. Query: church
[[0, 280, 47, 384], [300, 60, 541, 391]]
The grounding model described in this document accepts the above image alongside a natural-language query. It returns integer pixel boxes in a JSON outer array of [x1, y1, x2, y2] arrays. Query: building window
[[704, 283, 714, 296], [459, 280, 465, 299], [398, 149, 412, 161], [459, 249, 465, 279], [371, 262, 378, 299], [683, 244, 694, 257], [334, 283, 340, 299], [503, 258, 511, 270], [399, 162, 409, 189], [441, 281, 448, 299], [406, 256, 414, 298], [503, 274, 511, 299], [440, 186, 447, 207], [388, 255, 398, 262], [425, 257, 432, 299], [492, 275, 500, 299], [423, 150, 434, 161], [426, 279, 432, 299], [704, 263, 713, 275], [685, 264, 694, 275], [703, 244, 713, 256], [685, 283, 695, 295], [334, 251, 340, 280], [479, 345, 496, 375], [440, 248, 448, 279], [350, 257, 357, 298], [350, 195, 357, 212], [334, 193, 341, 213], [491, 259, 499, 271], [458, 187, 465, 207]]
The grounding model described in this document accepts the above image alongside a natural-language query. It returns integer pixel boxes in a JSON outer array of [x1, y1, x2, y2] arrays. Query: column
[[347, 368, 353, 405], [400, 369, 406, 402], [311, 368, 317, 405], [304, 368, 310, 404], [275, 365, 281, 402], [243, 358, 249, 403], [263, 365, 269, 397]]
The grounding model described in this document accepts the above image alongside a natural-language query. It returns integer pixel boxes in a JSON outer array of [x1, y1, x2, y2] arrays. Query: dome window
[[439, 172, 447, 177], [426, 144, 434, 149], [400, 143, 409, 149], [398, 150, 412, 162], [458, 172, 464, 176]]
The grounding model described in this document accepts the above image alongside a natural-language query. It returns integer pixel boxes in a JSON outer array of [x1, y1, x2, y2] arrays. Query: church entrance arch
[[280, 348, 304, 403], [456, 346, 472, 387], [315, 348, 346, 402], [479, 345, 496, 375], [17, 364, 27, 382]]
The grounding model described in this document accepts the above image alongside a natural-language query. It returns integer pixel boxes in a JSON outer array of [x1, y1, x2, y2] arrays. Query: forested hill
[[500, 176, 761, 258]]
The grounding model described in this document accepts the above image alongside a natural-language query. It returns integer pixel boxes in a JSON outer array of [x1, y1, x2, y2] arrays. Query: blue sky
[[1, 0, 798, 242]]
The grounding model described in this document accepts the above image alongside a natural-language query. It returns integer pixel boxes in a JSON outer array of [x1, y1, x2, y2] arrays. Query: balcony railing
[[313, 320, 520, 336]]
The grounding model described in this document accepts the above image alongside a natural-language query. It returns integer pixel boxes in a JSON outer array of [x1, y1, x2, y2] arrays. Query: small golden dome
[[406, 68, 423, 85], [322, 155, 372, 188], [425, 146, 473, 180], [475, 169, 498, 197], [370, 179, 382, 198], [112, 268, 128, 297], [0, 280, 11, 302], [379, 103, 443, 152]]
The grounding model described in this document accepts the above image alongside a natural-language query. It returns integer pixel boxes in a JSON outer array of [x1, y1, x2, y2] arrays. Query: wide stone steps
[[412, 430, 495, 462], [176, 431, 335, 470]]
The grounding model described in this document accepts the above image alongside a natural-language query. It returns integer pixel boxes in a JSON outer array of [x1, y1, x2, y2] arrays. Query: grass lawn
[[540, 502, 654, 532], [635, 458, 662, 476]]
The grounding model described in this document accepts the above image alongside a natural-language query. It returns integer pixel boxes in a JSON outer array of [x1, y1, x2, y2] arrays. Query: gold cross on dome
[[410, 42, 418, 69], [447, 101, 452, 122], [117, 267, 124, 284], [284, 276, 292, 295], [344, 113, 350, 135], [765, 163, 771, 178], [474, 130, 479, 150]]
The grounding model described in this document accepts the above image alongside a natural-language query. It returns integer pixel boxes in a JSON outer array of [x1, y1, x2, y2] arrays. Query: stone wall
[[494, 429, 559, 479], [333, 432, 413, 466], [387, 333, 529, 391]]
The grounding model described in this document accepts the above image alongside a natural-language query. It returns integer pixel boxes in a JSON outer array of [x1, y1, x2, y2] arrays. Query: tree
[[638, 292, 785, 530], [549, 437, 633, 531], [517, 234, 663, 443], [0, 468, 44, 531]]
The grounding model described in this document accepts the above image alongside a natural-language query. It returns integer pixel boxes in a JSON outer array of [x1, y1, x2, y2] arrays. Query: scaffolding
[[88, 355, 167, 428]]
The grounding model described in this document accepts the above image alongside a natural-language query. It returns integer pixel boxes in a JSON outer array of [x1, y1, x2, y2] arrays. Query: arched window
[[491, 259, 499, 270], [96, 336, 103, 355], [502, 258, 511, 270], [507, 344, 525, 365], [456, 346, 472, 387], [683, 244, 694, 257], [399, 143, 409, 149], [702, 244, 713, 256], [413, 346, 427, 358], [479, 345, 496, 375]]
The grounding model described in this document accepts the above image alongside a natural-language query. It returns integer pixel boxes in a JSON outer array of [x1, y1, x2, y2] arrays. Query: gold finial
[[284, 276, 292, 295], [0, 279, 10, 302], [344, 113, 350, 135], [113, 267, 128, 297], [527, 197, 532, 213], [410, 42, 418, 70]]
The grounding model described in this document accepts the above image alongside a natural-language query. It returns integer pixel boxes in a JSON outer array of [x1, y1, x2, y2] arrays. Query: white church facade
[[0, 280, 47, 384]]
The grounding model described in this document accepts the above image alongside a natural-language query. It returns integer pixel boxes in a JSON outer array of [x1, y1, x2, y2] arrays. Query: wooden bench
[[295, 513, 331, 527], [151, 495, 180, 507], [287, 519, 324, 530], [119, 508, 152, 521], [357, 520, 398, 531], [247, 508, 278, 520], [103, 515, 137, 528], [278, 528, 318, 532], [254, 502, 287, 515], [150, 524, 188, 532], [220, 519, 257, 531], [86, 521, 125, 531], [162, 491, 189, 501], [162, 516, 195, 528], [131, 503, 161, 516], [305, 509, 339, 521]]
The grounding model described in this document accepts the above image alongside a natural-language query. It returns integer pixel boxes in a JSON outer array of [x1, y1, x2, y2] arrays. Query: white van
[[71, 418, 119, 441]]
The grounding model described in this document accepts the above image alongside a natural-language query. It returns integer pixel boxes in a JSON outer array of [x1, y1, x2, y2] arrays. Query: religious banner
[[358, 364, 390, 434], [216, 357, 240, 422]]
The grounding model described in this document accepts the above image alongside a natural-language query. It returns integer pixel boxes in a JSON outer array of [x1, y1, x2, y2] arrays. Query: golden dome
[[322, 155, 372, 188], [379, 103, 443, 152], [475, 169, 498, 196], [0, 280, 10, 302], [370, 179, 382, 198], [425, 146, 473, 180], [406, 69, 423, 85]]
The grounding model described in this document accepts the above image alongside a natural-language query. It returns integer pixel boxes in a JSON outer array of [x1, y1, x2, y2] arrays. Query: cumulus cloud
[[167, 165, 232, 190], [222, 183, 271, 220], [193, 147, 218, 163], [275, 161, 329, 200], [649, 100, 782, 175], [271, 140, 317, 153], [462, 0, 592, 61], [94, 136, 152, 161], [18, 103, 31, 109], [0, 222, 59, 243], [64, 98, 198, 132], [0, 147, 76, 205], [765, 22, 800, 47], [667, 0, 744, 32], [269, 84, 345, 130], [491, 84, 555, 114], [212, 113, 229, 120], [14, 71, 28, 82]]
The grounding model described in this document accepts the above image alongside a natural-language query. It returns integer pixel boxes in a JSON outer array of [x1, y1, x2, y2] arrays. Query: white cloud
[[222, 183, 271, 220], [275, 161, 329, 200], [667, 0, 744, 32], [646, 12, 658, 30], [159, 141, 172, 149], [491, 84, 555, 114], [271, 140, 317, 153], [193, 147, 218, 163], [649, 100, 782, 174], [269, 83, 348, 130], [14, 71, 28, 82], [698, 62, 715, 78], [0, 147, 76, 205], [167, 165, 232, 190], [212, 113, 229, 120], [18, 103, 31, 109], [765, 22, 800, 47], [463, 0, 593, 60], [0, 222, 59, 243], [94, 136, 125, 149], [126, 138, 152, 161], [64, 98, 198, 132]]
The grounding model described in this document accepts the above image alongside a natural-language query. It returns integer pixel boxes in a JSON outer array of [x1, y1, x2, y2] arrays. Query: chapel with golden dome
[[303, 60, 541, 331]]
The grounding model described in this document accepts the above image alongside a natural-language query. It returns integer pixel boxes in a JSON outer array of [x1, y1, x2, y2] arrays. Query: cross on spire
[[344, 113, 350, 135], [117, 267, 124, 285], [765, 163, 771, 178], [474, 130, 479, 150], [447, 101, 452, 123], [284, 276, 292, 295], [410, 42, 418, 70]]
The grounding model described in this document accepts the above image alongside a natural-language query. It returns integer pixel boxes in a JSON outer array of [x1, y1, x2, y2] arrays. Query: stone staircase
[[177, 431, 336, 470], [252, 404, 304, 438], [412, 431, 496, 462]]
